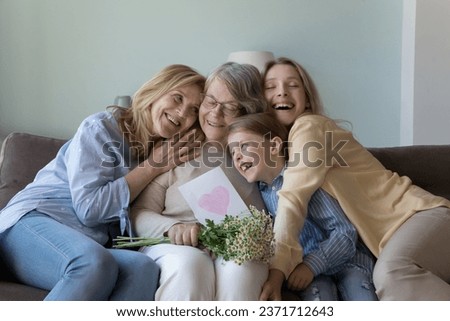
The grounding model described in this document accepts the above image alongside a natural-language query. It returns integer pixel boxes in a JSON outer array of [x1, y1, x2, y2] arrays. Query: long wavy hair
[[113, 64, 205, 159]]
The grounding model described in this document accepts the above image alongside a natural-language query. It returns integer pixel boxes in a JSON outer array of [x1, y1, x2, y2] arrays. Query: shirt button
[[272, 186, 276, 191]]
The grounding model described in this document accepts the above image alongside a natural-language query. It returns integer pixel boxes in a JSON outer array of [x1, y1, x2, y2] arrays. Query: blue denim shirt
[[259, 169, 374, 276], [0, 111, 135, 244]]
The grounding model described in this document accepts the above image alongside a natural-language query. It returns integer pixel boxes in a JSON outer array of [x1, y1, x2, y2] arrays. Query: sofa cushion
[[0, 132, 66, 210], [0, 281, 48, 301], [368, 145, 450, 201]]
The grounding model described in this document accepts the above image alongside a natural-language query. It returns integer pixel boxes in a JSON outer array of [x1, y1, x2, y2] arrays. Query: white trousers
[[140, 244, 268, 301]]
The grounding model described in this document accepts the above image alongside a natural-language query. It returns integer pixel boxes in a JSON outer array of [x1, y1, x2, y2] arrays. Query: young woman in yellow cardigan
[[259, 57, 450, 300]]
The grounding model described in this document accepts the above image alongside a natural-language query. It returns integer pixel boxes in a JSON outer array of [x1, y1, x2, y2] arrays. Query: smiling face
[[264, 64, 308, 127], [150, 84, 203, 138], [227, 130, 284, 184], [199, 78, 239, 143]]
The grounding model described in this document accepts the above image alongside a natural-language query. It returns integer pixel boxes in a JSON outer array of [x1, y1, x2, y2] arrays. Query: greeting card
[[178, 167, 249, 225]]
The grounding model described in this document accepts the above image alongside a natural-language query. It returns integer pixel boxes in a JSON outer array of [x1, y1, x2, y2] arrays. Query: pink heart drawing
[[198, 186, 230, 216]]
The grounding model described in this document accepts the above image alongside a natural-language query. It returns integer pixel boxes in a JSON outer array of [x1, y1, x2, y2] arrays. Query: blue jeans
[[0, 211, 159, 300], [298, 267, 378, 301]]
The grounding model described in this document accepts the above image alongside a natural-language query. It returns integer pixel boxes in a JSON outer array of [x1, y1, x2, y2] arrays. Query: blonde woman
[[0, 64, 205, 300]]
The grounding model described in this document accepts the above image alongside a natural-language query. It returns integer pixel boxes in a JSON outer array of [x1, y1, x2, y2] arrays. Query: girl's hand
[[167, 222, 202, 247], [286, 263, 314, 291]]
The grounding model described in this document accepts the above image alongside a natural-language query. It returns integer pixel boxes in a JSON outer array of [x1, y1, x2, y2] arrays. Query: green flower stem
[[113, 236, 170, 248], [113, 206, 275, 265]]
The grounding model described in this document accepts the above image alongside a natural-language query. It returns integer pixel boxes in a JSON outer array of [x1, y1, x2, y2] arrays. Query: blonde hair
[[114, 64, 205, 159], [262, 57, 324, 116]]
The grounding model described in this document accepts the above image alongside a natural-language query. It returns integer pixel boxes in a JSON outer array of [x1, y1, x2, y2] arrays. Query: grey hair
[[205, 62, 268, 115]]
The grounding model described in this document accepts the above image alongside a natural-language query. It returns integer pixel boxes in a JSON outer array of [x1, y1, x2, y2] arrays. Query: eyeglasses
[[201, 94, 243, 117]]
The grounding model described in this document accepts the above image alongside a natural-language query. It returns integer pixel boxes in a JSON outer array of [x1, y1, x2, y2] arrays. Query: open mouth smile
[[166, 113, 180, 126], [239, 161, 253, 172], [273, 103, 294, 110]]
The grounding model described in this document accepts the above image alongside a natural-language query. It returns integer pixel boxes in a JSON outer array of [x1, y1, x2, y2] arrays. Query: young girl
[[260, 57, 450, 300], [227, 112, 378, 300]]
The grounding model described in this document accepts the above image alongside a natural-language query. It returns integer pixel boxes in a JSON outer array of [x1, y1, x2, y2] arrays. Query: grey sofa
[[1, 132, 450, 300]]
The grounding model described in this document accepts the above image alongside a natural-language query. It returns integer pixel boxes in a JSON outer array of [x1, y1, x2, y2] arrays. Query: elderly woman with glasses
[[130, 62, 269, 300]]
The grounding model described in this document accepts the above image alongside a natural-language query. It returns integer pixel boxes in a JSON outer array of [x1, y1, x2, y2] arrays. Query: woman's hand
[[126, 129, 203, 202], [259, 269, 285, 301], [167, 222, 202, 247], [286, 263, 314, 291], [148, 128, 203, 176]]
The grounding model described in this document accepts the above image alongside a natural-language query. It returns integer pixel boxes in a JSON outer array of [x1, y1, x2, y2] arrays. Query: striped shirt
[[259, 169, 374, 276]]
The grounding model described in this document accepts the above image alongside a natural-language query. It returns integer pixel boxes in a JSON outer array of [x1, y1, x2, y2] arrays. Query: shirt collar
[[258, 165, 286, 191]]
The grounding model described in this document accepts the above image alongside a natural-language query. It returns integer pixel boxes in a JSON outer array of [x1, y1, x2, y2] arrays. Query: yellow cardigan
[[272, 113, 450, 277]]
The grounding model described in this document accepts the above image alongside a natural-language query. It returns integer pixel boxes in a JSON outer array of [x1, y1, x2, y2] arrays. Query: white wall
[[400, 0, 416, 146], [0, 0, 403, 147], [413, 0, 450, 145]]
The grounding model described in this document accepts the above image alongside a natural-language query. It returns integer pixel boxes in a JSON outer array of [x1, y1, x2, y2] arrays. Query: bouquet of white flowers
[[114, 206, 275, 265]]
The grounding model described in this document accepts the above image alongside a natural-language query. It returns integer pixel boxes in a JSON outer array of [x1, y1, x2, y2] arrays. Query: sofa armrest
[[0, 132, 66, 210]]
